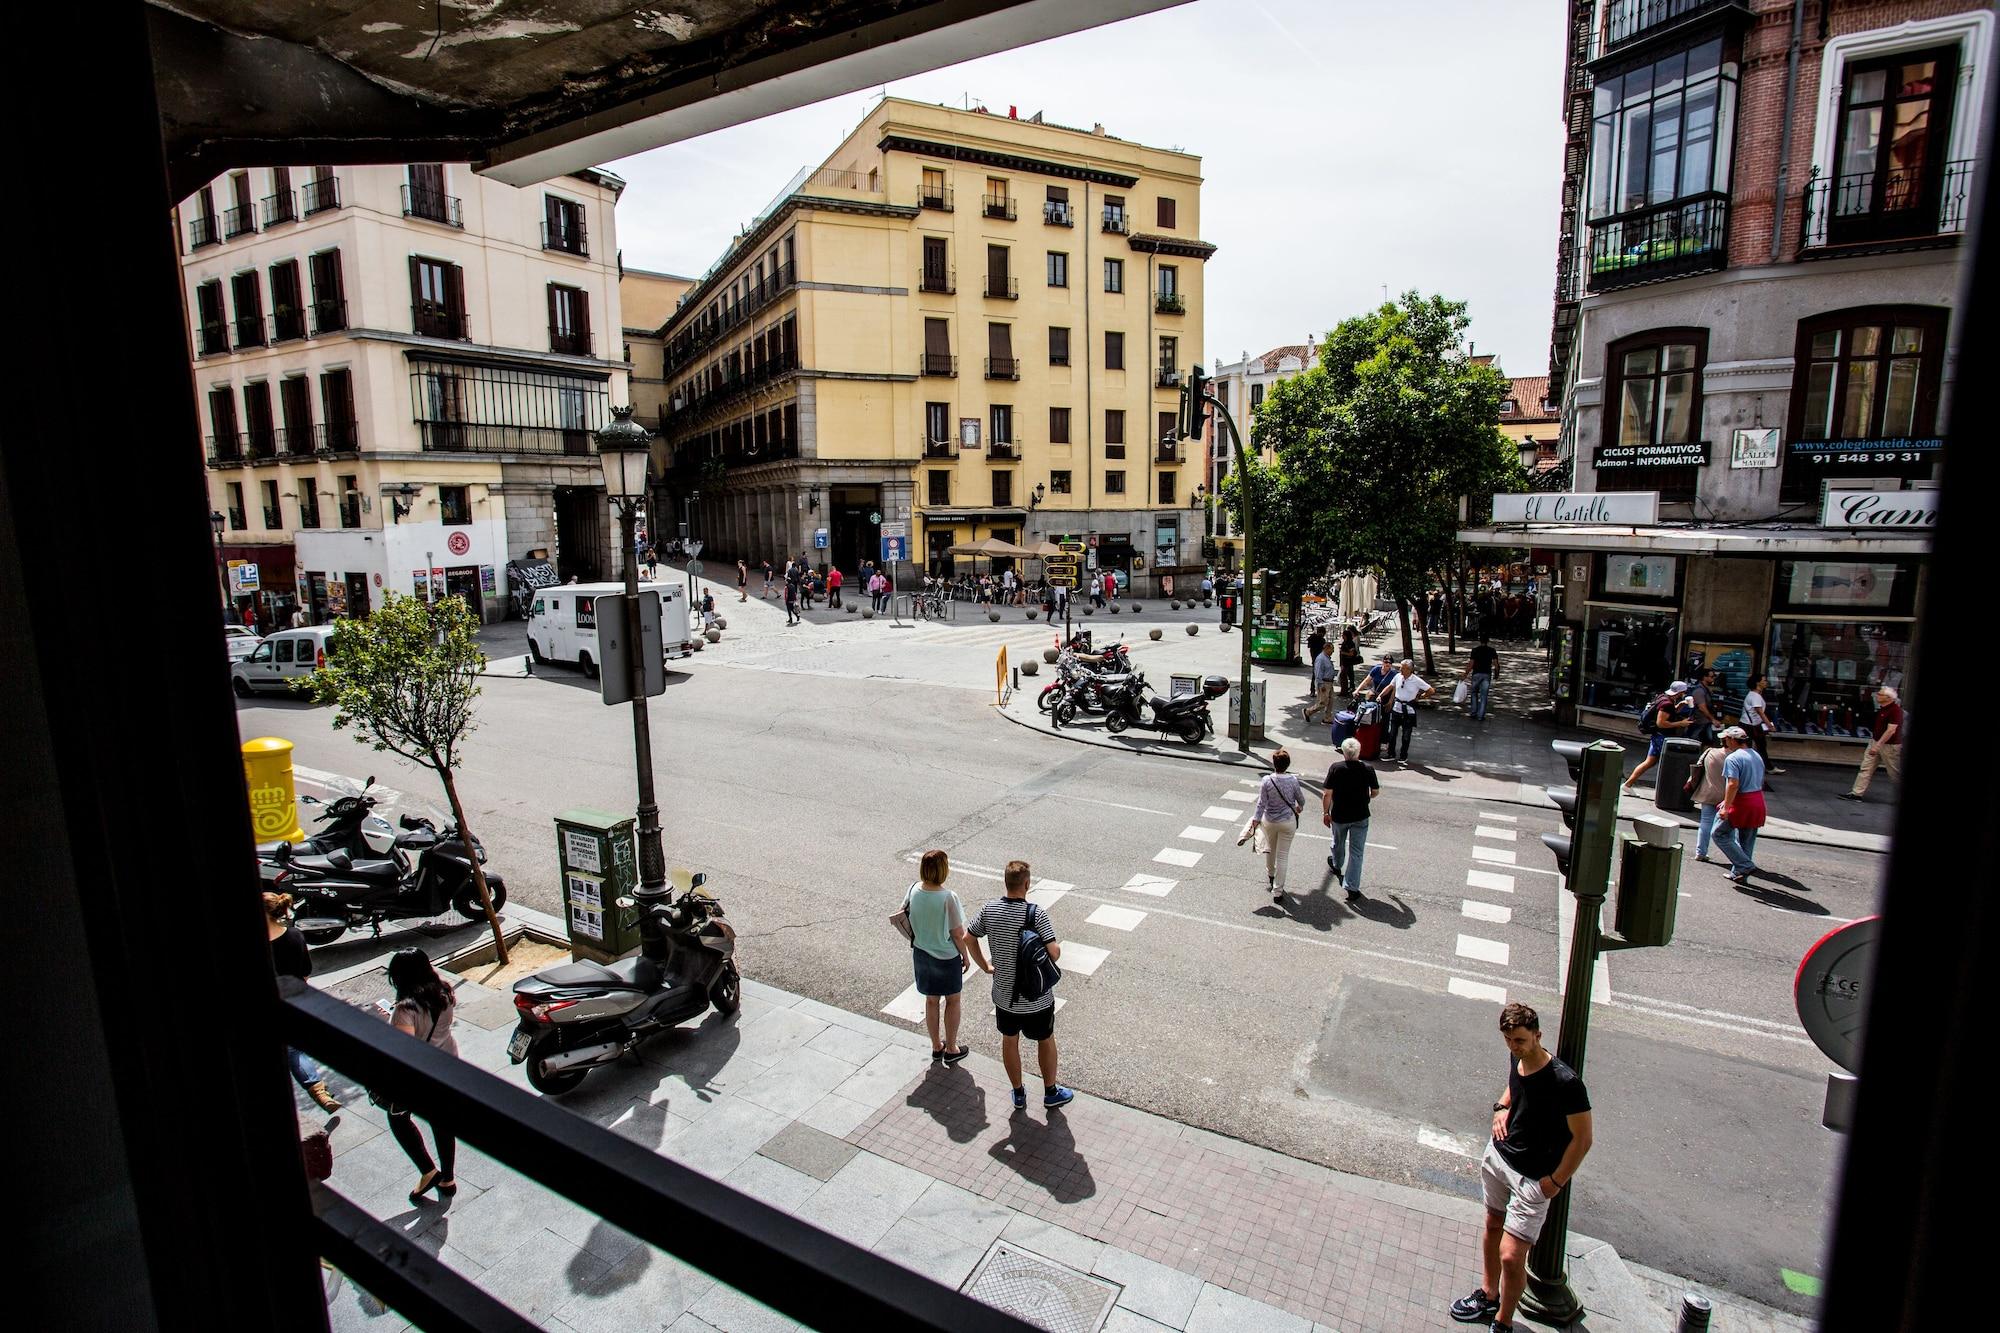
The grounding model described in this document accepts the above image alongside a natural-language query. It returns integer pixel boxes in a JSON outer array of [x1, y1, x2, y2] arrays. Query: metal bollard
[[1676, 1292, 1712, 1332]]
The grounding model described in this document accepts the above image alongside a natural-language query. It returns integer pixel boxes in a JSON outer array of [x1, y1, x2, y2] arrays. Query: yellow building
[[654, 98, 1212, 592], [620, 266, 696, 543]]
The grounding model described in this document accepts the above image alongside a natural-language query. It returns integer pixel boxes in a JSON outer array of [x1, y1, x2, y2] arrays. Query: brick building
[[1463, 0, 1986, 760]]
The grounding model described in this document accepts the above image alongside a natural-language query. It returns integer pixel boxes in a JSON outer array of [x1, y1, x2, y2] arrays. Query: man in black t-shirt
[[1321, 738, 1379, 903], [1450, 1003, 1594, 1333], [1462, 634, 1499, 722]]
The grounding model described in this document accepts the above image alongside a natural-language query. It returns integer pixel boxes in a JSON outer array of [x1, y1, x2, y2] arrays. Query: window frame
[[1049, 325, 1070, 367], [1046, 251, 1068, 288], [1104, 331, 1124, 371], [1598, 327, 1709, 500], [1103, 258, 1123, 293], [1105, 470, 1126, 495], [439, 485, 471, 526], [1049, 407, 1071, 444], [1781, 304, 1948, 501], [1826, 46, 1959, 246]]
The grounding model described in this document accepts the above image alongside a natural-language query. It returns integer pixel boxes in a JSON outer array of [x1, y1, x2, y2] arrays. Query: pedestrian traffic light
[[1543, 738, 1623, 899], [1178, 364, 1208, 440]]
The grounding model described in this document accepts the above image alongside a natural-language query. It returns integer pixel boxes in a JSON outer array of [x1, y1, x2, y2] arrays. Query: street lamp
[[1029, 481, 1045, 511], [594, 405, 667, 903], [209, 509, 230, 617], [808, 484, 820, 513]]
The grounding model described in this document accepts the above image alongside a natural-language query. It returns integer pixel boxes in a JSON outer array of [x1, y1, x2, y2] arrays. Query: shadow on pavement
[[906, 1064, 991, 1145], [1348, 894, 1417, 929], [988, 1106, 1095, 1204], [1732, 879, 1828, 915]]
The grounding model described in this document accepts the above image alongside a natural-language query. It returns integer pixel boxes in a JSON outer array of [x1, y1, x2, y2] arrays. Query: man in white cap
[[1621, 681, 1695, 792], [1840, 686, 1904, 802]]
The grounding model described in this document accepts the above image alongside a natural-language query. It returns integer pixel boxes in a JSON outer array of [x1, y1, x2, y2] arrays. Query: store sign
[[1491, 492, 1659, 525], [1821, 489, 1938, 530], [228, 561, 260, 593], [1730, 428, 1780, 469], [1789, 436, 1943, 460], [1593, 441, 1709, 469]]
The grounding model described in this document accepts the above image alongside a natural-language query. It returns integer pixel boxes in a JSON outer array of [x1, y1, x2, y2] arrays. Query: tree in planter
[[302, 593, 508, 962]]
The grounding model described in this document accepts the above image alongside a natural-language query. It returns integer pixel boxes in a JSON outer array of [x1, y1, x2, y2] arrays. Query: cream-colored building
[[620, 266, 696, 540], [181, 162, 629, 623], [1204, 341, 1313, 567], [653, 98, 1213, 592]]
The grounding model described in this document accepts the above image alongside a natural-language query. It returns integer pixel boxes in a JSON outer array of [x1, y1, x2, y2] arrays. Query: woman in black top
[[1338, 628, 1362, 694], [265, 892, 341, 1113]]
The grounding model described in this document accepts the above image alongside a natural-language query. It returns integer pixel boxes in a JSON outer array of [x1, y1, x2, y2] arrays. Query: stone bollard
[[1020, 659, 1039, 676], [1027, 609, 1039, 619], [1043, 648, 1059, 663], [705, 628, 722, 643], [862, 609, 874, 618], [1130, 603, 1142, 614], [988, 610, 1001, 622], [1148, 628, 1163, 641], [1109, 605, 1120, 614], [1171, 600, 1181, 610], [1084, 606, 1095, 615], [1675, 1295, 1712, 1333], [1186, 624, 1199, 636]]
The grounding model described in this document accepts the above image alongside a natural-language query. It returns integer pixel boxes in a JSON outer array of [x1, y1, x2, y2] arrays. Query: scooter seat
[[289, 850, 353, 874], [535, 960, 650, 992], [347, 859, 399, 879]]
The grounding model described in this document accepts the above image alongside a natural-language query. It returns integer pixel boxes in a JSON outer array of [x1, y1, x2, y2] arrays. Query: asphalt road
[[234, 597, 1872, 1314]]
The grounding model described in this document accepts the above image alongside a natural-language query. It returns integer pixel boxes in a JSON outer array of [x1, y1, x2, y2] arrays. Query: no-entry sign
[[1795, 916, 1879, 1074]]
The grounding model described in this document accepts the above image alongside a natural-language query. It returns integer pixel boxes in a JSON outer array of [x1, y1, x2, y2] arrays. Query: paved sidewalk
[[305, 924, 1807, 1333]]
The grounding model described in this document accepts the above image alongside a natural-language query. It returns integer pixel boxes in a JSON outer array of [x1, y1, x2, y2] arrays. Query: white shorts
[[1480, 1140, 1553, 1243]]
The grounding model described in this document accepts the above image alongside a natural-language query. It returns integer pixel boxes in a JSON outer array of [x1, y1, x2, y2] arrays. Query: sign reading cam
[[1491, 492, 1660, 525], [1820, 489, 1938, 530]]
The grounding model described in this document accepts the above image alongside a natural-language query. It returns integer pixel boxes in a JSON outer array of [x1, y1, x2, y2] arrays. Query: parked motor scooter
[[1102, 672, 1230, 744], [508, 869, 739, 1094], [265, 810, 506, 945]]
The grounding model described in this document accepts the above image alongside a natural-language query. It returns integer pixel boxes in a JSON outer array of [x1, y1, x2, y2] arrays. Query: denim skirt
[[912, 947, 963, 997]]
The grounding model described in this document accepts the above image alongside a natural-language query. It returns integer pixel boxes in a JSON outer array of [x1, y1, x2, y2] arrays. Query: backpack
[[1638, 695, 1667, 735], [1006, 901, 1062, 1005]]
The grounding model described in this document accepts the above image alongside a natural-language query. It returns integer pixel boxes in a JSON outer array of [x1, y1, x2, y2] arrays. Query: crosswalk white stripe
[[1456, 934, 1510, 966], [1199, 806, 1240, 822], [1221, 791, 1256, 803], [1480, 812, 1520, 823], [1058, 942, 1110, 976], [881, 984, 928, 1023], [1086, 905, 1147, 931], [1178, 825, 1223, 844], [1448, 977, 1509, 1004], [1472, 845, 1519, 865], [1475, 826, 1518, 842], [1119, 873, 1177, 897], [1466, 869, 1517, 894], [1462, 900, 1513, 924], [1417, 1126, 1481, 1158], [1154, 846, 1203, 867]]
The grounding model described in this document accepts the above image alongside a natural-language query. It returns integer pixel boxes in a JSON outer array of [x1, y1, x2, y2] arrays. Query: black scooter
[[256, 777, 398, 867], [508, 873, 739, 1094], [1102, 672, 1231, 744], [265, 811, 506, 945]]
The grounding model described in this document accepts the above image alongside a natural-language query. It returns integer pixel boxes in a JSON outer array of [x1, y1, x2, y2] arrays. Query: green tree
[[1247, 293, 1525, 673], [303, 593, 508, 961]]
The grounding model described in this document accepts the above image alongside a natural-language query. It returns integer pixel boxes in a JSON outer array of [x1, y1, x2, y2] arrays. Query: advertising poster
[[1788, 562, 1893, 609], [563, 828, 603, 874], [565, 871, 603, 911], [479, 565, 496, 593], [1604, 554, 1676, 597]]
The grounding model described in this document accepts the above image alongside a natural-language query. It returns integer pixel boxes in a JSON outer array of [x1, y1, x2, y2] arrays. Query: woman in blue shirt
[[904, 849, 981, 1064]]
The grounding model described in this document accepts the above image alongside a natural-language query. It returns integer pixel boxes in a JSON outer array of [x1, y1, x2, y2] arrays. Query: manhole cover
[[325, 968, 395, 1011], [961, 1241, 1119, 1333]]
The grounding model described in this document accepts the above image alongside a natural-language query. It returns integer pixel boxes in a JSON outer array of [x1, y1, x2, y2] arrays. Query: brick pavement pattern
[[850, 1060, 1472, 1333]]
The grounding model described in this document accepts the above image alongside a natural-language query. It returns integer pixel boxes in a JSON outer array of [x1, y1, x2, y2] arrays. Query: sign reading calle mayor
[[1593, 441, 1709, 469], [1491, 492, 1660, 525], [1820, 489, 1939, 530]]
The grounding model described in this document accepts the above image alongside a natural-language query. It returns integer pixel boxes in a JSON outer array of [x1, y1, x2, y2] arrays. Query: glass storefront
[[1767, 619, 1912, 740], [1580, 605, 1680, 714]]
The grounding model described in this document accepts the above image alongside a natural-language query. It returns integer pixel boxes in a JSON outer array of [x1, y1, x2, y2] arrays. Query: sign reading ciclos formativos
[[1491, 492, 1660, 525], [1820, 489, 1938, 530], [1593, 441, 1709, 469]]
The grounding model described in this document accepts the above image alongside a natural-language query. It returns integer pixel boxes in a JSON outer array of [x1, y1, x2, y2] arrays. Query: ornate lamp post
[[209, 509, 230, 617], [595, 406, 666, 899]]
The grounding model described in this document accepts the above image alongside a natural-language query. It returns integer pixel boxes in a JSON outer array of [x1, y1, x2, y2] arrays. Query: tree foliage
[[304, 593, 507, 960], [1229, 292, 1527, 664]]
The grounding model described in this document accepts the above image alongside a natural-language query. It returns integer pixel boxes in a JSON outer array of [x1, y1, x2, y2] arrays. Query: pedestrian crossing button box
[[1613, 835, 1681, 948], [554, 807, 642, 962]]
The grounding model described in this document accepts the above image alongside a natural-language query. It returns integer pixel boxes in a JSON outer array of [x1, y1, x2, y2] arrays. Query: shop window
[[1599, 329, 1707, 500], [1781, 306, 1947, 501], [1592, 552, 1680, 602], [1767, 619, 1912, 739], [1771, 558, 1919, 618], [1579, 605, 1680, 715]]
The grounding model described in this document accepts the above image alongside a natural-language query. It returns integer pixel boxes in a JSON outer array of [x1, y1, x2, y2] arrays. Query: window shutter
[[547, 284, 560, 343], [1047, 185, 1068, 203], [987, 244, 1007, 283], [408, 255, 423, 310], [925, 318, 950, 357], [988, 323, 1012, 360], [576, 289, 591, 350], [447, 264, 466, 332]]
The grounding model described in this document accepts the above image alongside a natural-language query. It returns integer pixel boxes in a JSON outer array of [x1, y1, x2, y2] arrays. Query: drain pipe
[[1769, 0, 1808, 262]]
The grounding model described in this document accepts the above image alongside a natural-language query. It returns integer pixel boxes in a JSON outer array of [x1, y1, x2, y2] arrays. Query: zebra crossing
[[1447, 810, 1537, 1005]]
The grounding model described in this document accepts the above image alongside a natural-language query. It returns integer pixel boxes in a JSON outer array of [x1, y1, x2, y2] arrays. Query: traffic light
[[1543, 738, 1623, 897], [1178, 363, 1208, 440]]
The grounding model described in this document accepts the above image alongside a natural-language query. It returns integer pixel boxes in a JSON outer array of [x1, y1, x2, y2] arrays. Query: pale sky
[[608, 0, 1566, 378]]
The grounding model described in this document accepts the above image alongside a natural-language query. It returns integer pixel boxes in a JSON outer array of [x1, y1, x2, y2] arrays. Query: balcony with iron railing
[[262, 505, 282, 528], [272, 428, 315, 458], [419, 421, 596, 456], [235, 314, 267, 349], [1044, 201, 1073, 227], [984, 274, 1018, 300], [310, 298, 348, 336], [1102, 208, 1128, 234], [403, 183, 463, 228], [1157, 440, 1184, 464], [197, 320, 230, 357], [1598, 0, 1744, 56], [188, 214, 219, 249], [919, 353, 958, 378], [1155, 291, 1185, 315], [223, 204, 257, 238], [270, 306, 308, 344], [919, 265, 955, 294], [207, 432, 244, 465], [1800, 159, 1974, 255], [550, 326, 592, 357], [982, 193, 1016, 220], [987, 442, 1018, 461], [986, 356, 1020, 381], [543, 218, 589, 257], [261, 191, 296, 227], [919, 183, 954, 211], [301, 175, 341, 215], [924, 439, 956, 459], [226, 506, 246, 529], [245, 428, 280, 462], [413, 303, 469, 340], [1587, 193, 1728, 291], [315, 420, 359, 454]]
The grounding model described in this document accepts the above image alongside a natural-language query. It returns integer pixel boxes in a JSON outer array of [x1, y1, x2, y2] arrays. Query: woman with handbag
[[893, 849, 984, 1065], [1237, 748, 1307, 904], [1688, 742, 1729, 863], [1711, 727, 1768, 885], [379, 948, 460, 1205]]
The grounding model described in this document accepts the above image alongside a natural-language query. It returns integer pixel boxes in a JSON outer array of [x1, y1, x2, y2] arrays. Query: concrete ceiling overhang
[[151, 0, 1185, 195]]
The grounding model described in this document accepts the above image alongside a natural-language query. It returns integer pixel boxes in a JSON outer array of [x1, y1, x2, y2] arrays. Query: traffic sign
[[881, 535, 907, 564], [882, 521, 908, 540], [1795, 916, 1879, 1074], [687, 559, 704, 576]]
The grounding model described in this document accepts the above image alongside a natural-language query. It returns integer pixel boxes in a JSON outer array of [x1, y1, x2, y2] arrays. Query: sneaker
[[1491, 1323, 1515, 1333], [931, 1048, 946, 1062], [1770, 767, 1788, 775], [1449, 1289, 1498, 1323], [941, 1047, 970, 1067], [1694, 853, 1712, 864], [1838, 792, 1863, 802], [1043, 1085, 1076, 1109], [1346, 888, 1363, 903], [1011, 1086, 1028, 1110]]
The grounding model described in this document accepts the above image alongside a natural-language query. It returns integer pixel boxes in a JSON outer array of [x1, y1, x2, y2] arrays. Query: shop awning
[[1457, 523, 1933, 557], [947, 537, 1034, 558]]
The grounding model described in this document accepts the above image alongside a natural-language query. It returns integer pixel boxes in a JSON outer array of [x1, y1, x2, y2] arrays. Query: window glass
[[531, 598, 544, 618], [1104, 259, 1123, 293], [1768, 619, 1912, 736], [1051, 470, 1072, 494], [274, 639, 295, 663], [249, 643, 273, 663], [1580, 605, 1679, 714]]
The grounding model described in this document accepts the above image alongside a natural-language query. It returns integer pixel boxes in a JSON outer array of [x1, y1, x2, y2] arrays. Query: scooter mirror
[[614, 897, 636, 910]]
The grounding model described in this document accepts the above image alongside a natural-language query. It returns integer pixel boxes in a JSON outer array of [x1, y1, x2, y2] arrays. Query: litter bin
[[1251, 622, 1292, 662], [1653, 738, 1701, 814], [554, 808, 643, 962]]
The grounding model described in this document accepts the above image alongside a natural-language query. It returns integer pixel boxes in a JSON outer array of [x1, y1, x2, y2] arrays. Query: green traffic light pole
[[1187, 372, 1256, 754]]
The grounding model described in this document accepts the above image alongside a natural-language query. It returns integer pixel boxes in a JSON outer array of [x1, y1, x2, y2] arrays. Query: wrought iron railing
[[301, 175, 341, 215], [986, 356, 1020, 380], [197, 321, 230, 357], [262, 191, 296, 227], [207, 433, 243, 464], [188, 214, 219, 249], [1800, 159, 1974, 251], [982, 193, 1016, 220], [403, 184, 463, 228], [542, 217, 589, 256], [235, 314, 267, 349], [1600, 0, 1738, 52], [920, 265, 955, 294], [418, 421, 595, 455], [310, 299, 348, 336], [413, 303, 469, 340], [549, 326, 592, 356], [1587, 193, 1728, 290], [1155, 291, 1185, 315], [1044, 202, 1073, 227], [919, 184, 954, 212], [316, 420, 359, 454], [1102, 209, 1127, 234], [1157, 367, 1183, 388], [984, 274, 1018, 300], [987, 443, 1018, 461], [270, 307, 307, 343]]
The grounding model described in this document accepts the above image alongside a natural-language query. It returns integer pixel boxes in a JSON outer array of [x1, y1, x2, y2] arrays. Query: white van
[[527, 581, 693, 677], [231, 625, 339, 698]]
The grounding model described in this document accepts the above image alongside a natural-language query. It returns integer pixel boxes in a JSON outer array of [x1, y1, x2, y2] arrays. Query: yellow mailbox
[[242, 736, 307, 845]]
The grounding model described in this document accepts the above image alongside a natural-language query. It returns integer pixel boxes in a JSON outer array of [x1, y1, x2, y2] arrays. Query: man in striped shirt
[[964, 860, 1076, 1111]]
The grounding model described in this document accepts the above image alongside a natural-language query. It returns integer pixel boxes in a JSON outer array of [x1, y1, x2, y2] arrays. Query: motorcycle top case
[[1199, 675, 1231, 699]]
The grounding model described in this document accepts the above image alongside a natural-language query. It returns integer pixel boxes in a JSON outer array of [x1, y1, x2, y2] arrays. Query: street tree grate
[[961, 1241, 1119, 1333]]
